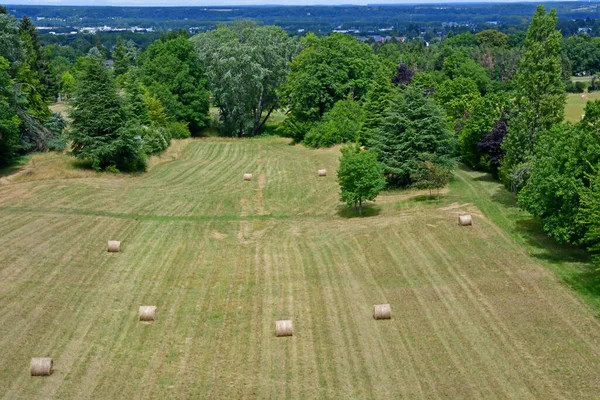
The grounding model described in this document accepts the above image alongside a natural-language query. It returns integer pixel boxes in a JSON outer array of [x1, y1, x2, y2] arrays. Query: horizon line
[[2, 0, 585, 7]]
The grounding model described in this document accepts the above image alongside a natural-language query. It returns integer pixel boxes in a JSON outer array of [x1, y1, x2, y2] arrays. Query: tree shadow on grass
[[514, 218, 591, 264], [0, 155, 31, 178], [336, 204, 381, 218]]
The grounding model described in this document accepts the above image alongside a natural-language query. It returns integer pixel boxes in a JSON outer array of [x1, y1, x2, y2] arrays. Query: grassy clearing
[[565, 91, 600, 122], [1, 137, 600, 399]]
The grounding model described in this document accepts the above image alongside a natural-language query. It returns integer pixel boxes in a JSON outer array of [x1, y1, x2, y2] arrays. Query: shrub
[[303, 100, 365, 148], [167, 121, 191, 139]]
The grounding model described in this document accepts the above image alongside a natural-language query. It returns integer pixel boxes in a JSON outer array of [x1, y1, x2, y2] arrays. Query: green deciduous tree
[[442, 52, 491, 94], [501, 6, 565, 186], [282, 33, 377, 124], [458, 92, 509, 170], [476, 30, 509, 48], [193, 22, 298, 136], [370, 85, 456, 186], [138, 35, 209, 134], [517, 101, 600, 243], [0, 56, 21, 166], [303, 99, 365, 148], [411, 160, 452, 201], [435, 76, 481, 130], [337, 144, 386, 216]]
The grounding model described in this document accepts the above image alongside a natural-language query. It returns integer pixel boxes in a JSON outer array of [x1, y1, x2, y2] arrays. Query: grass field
[[565, 91, 600, 122], [2, 137, 600, 399]]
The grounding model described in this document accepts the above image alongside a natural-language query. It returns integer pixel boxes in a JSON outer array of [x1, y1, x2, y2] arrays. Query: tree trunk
[[256, 106, 275, 135], [437, 188, 440, 202], [358, 200, 362, 216], [251, 88, 265, 136]]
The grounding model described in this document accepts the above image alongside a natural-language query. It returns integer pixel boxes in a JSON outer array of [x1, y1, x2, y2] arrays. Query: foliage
[[442, 51, 491, 94], [478, 111, 509, 176], [68, 56, 145, 171], [501, 6, 565, 185], [0, 57, 21, 166], [282, 33, 377, 124], [370, 85, 456, 186], [458, 92, 509, 169], [193, 22, 298, 136], [137, 34, 209, 134], [113, 37, 139, 77], [518, 103, 600, 243], [361, 63, 395, 142], [167, 121, 191, 139], [337, 144, 386, 216], [562, 34, 600, 75], [0, 11, 23, 65], [19, 16, 55, 102], [60, 71, 75, 99], [434, 76, 481, 129], [411, 159, 452, 200], [303, 100, 365, 148], [578, 168, 600, 269], [565, 81, 587, 94], [391, 63, 414, 88], [476, 30, 509, 48]]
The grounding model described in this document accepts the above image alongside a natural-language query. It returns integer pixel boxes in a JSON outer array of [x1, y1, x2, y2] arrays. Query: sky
[[3, 0, 561, 5]]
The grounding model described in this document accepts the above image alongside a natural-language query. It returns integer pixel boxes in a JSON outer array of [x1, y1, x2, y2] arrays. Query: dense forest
[[2, 3, 600, 267], [5, 2, 600, 36]]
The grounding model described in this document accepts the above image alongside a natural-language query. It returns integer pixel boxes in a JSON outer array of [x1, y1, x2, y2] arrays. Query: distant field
[[565, 91, 600, 122], [1, 137, 600, 398]]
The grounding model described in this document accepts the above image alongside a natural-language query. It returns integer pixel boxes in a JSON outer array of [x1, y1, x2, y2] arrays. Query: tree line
[[2, 5, 600, 267]]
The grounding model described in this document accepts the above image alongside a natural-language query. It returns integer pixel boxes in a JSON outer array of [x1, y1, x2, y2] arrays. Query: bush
[[140, 125, 170, 155], [276, 115, 313, 143], [167, 121, 191, 139], [566, 81, 587, 93], [303, 100, 365, 148]]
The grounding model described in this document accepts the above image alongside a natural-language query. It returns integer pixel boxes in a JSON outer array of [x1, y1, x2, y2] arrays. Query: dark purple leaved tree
[[478, 111, 510, 175], [392, 63, 414, 88]]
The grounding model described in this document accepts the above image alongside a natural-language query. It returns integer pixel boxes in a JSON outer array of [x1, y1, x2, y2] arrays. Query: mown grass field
[[565, 91, 600, 122], [1, 137, 600, 399]]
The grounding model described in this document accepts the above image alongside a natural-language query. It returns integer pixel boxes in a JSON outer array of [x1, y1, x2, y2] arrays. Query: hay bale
[[243, 173, 253, 181], [107, 240, 121, 252], [139, 306, 157, 322], [373, 304, 392, 320], [458, 215, 473, 226], [318, 169, 327, 177], [275, 320, 293, 337], [30, 358, 53, 376]]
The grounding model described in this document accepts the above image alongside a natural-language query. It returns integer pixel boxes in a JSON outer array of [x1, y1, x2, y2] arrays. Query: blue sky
[[4, 0, 558, 5]]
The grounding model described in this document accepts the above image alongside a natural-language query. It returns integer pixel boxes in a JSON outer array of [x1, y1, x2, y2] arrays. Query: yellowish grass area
[[1, 138, 600, 399], [565, 91, 600, 122]]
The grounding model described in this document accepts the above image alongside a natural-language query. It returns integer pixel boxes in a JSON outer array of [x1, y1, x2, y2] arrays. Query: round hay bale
[[30, 358, 53, 376], [107, 240, 121, 252], [243, 173, 253, 181], [318, 169, 327, 177], [373, 304, 392, 320], [275, 320, 293, 337], [458, 215, 473, 226], [139, 306, 157, 322]]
